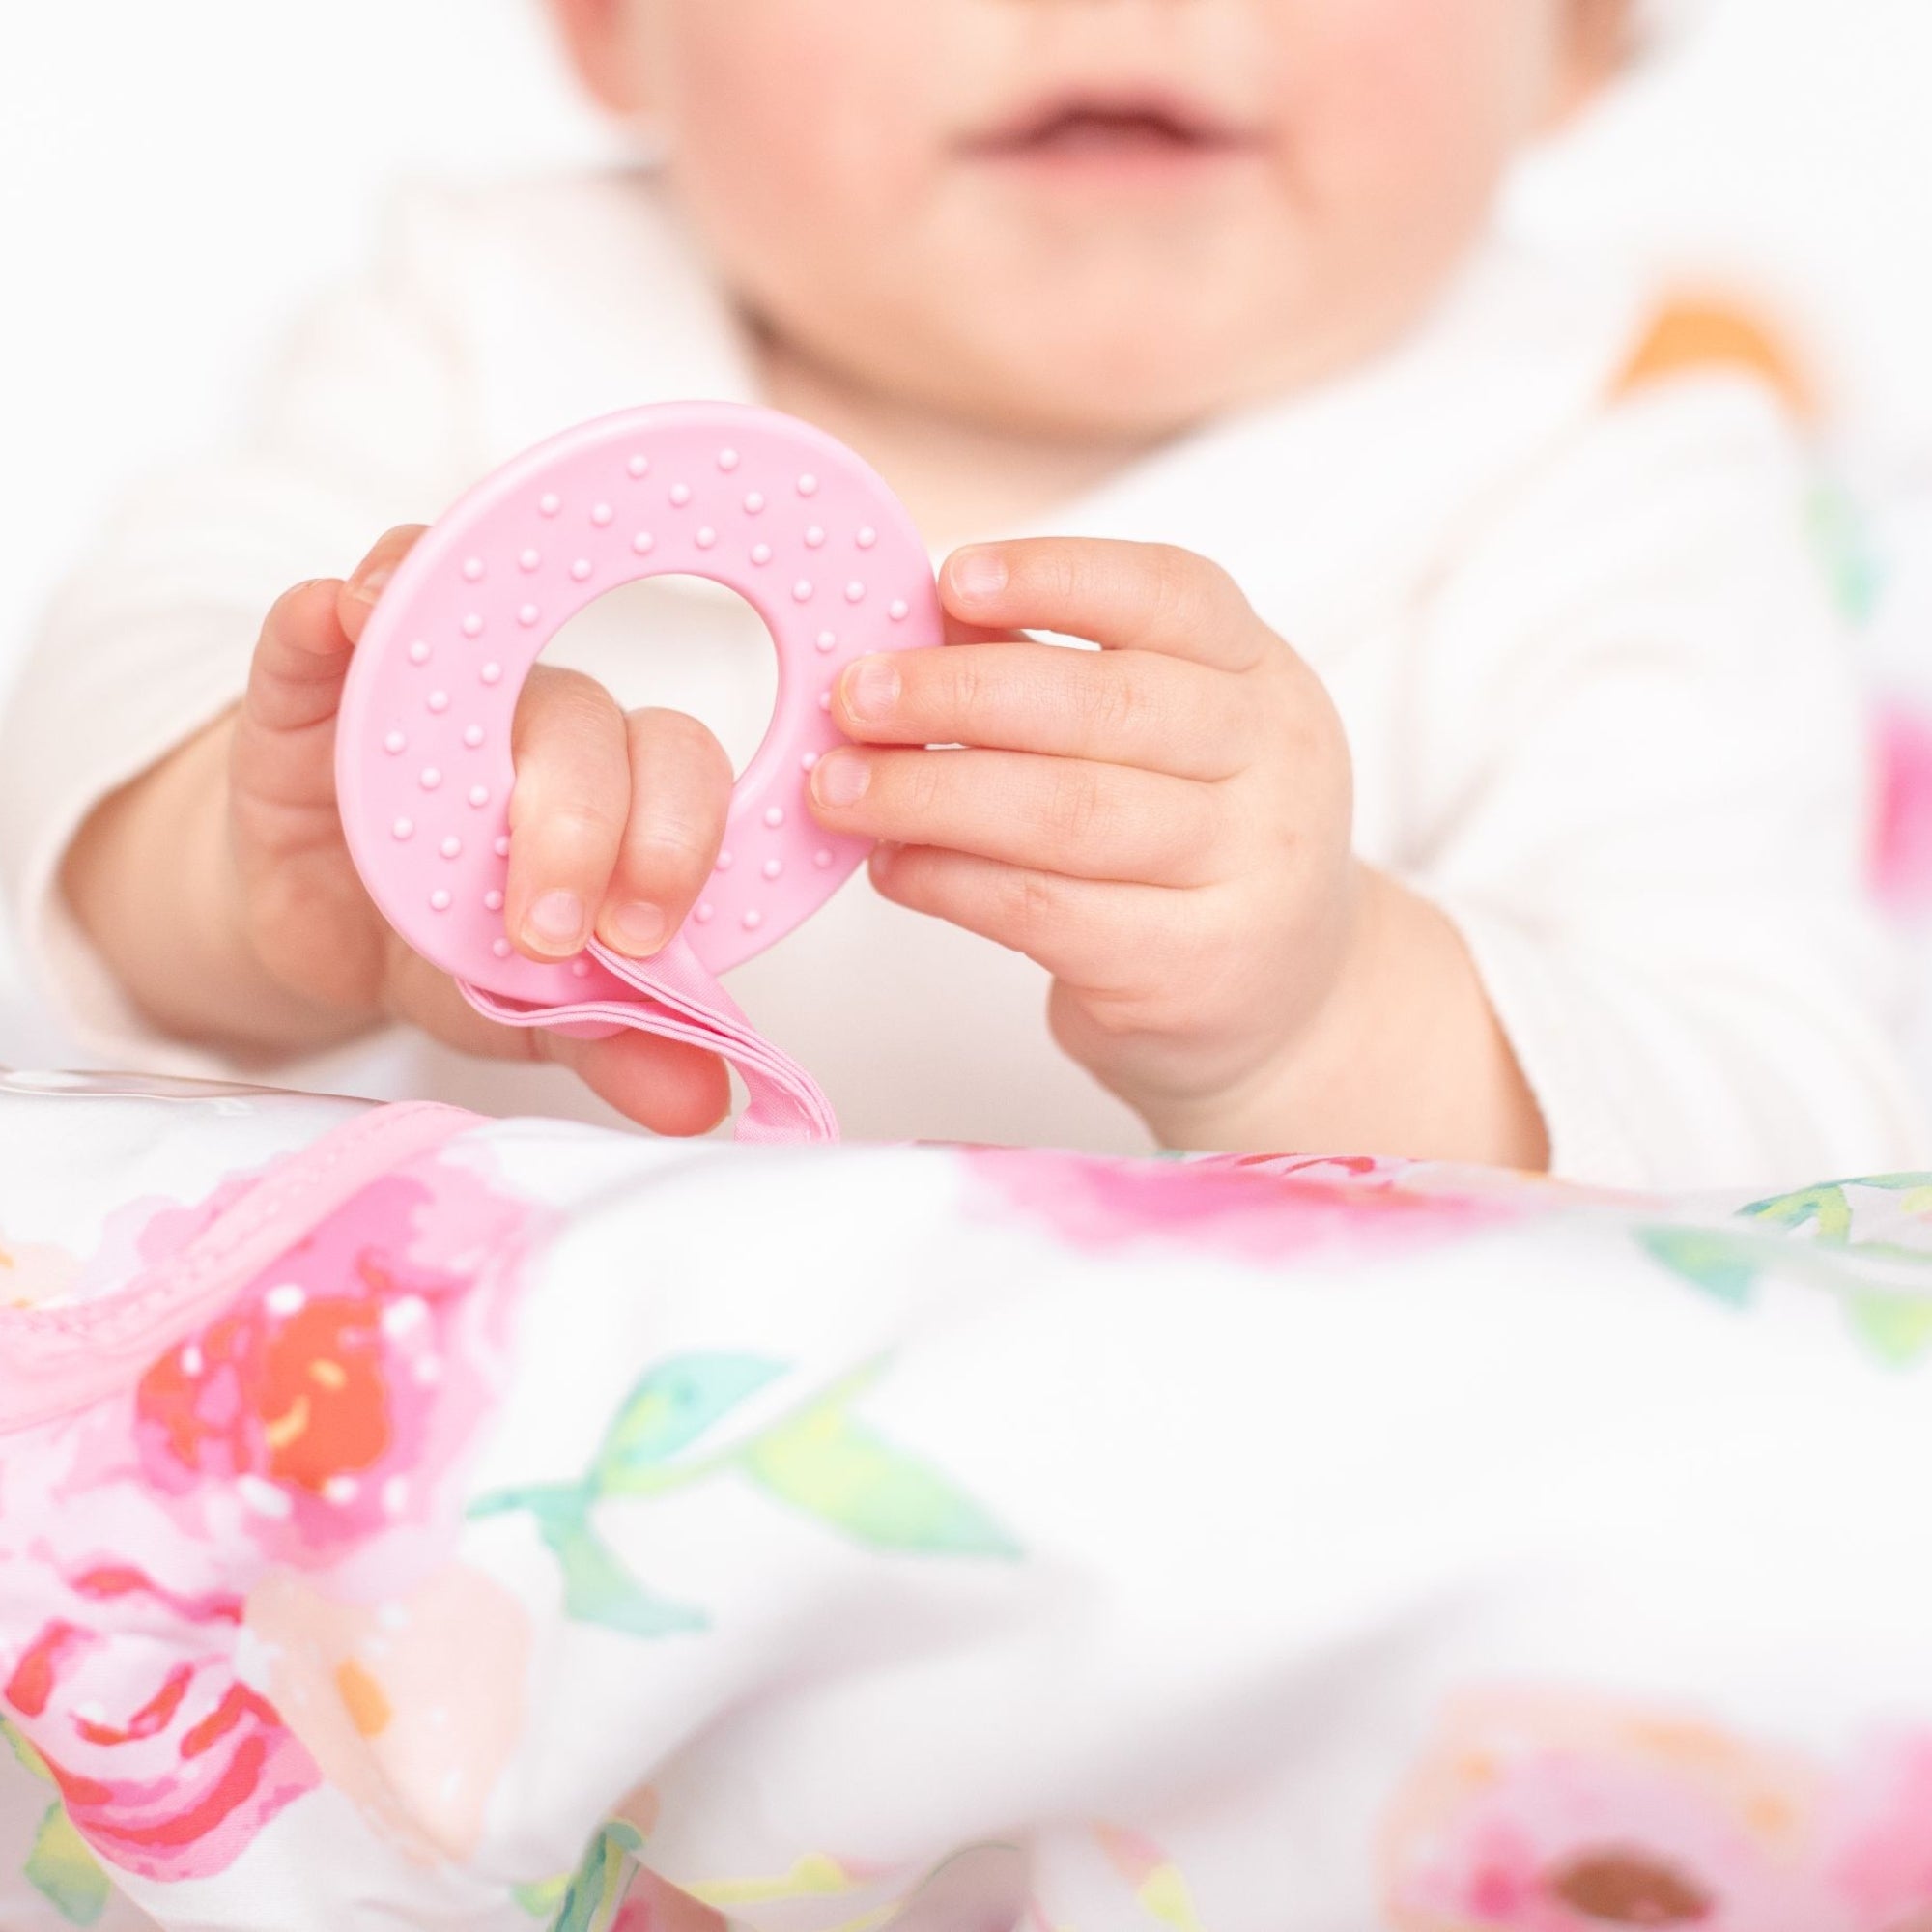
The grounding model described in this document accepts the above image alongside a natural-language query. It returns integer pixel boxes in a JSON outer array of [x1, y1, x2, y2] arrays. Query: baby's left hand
[[810, 538, 1358, 1145]]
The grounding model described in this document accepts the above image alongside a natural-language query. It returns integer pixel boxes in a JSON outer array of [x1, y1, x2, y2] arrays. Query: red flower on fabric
[[130, 1168, 525, 1566], [1, 1147, 537, 1884], [1, 1566, 319, 1883]]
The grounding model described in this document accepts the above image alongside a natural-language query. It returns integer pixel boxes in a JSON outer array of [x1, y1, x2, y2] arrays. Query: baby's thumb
[[336, 525, 429, 645], [234, 528, 427, 816]]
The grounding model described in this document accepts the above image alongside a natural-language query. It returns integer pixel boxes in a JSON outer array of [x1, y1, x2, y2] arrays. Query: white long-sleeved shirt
[[1, 171, 1920, 1186]]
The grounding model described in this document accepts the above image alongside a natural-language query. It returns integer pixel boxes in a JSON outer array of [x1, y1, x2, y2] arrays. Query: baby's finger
[[236, 529, 433, 813], [241, 580, 358, 754], [834, 640, 1253, 780], [940, 539, 1268, 672], [380, 933, 561, 1058], [380, 937, 729, 1135], [867, 844, 1182, 994], [237, 528, 433, 814], [596, 709, 734, 958], [506, 667, 630, 959], [336, 526, 430, 644], [536, 1027, 732, 1138], [810, 746, 1221, 885]]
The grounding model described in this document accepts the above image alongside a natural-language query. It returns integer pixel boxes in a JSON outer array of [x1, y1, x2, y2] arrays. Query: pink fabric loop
[[0, 1101, 479, 1434], [459, 932, 839, 1146]]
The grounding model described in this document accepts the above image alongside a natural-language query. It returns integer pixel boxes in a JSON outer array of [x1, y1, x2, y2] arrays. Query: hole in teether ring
[[529, 576, 781, 779]]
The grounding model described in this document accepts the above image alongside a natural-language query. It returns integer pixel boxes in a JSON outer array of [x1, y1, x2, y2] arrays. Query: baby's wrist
[[1125, 862, 1374, 1153], [71, 716, 365, 1057], [1144, 867, 1547, 1168]]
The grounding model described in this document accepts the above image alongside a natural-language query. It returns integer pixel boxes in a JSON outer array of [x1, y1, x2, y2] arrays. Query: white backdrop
[[4, 0, 1931, 1065]]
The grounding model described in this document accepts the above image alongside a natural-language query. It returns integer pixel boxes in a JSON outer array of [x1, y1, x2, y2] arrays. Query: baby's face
[[558, 0, 1611, 440]]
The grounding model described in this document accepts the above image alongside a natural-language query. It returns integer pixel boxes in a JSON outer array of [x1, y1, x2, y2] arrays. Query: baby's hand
[[810, 538, 1358, 1144], [229, 527, 734, 1132]]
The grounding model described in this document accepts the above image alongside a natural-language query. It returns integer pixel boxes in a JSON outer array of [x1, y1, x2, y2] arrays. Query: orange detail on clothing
[[334, 1661, 392, 1739], [1615, 298, 1818, 420]]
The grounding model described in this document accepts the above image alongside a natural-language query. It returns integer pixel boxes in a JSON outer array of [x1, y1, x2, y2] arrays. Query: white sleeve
[[1404, 374, 1927, 1189], [0, 186, 480, 1074]]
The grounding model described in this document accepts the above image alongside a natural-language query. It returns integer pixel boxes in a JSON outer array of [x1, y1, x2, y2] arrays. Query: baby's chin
[[733, 152, 1489, 447], [862, 245, 1443, 445], [816, 170, 1469, 441]]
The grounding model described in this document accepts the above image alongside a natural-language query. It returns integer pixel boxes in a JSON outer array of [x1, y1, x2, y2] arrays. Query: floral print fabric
[[5, 1081, 1932, 1929]]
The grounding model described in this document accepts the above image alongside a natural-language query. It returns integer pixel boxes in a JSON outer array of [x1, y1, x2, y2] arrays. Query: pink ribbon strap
[[460, 933, 839, 1145]]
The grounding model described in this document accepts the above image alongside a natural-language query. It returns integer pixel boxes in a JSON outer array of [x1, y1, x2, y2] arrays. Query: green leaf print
[[1847, 1173, 1932, 1207], [739, 1377, 1020, 1558], [514, 1873, 569, 1919], [594, 1353, 786, 1495], [1736, 1177, 1932, 1267], [471, 1351, 784, 1636], [1639, 1173, 1932, 1368], [4, 1720, 111, 1927], [1736, 1183, 1857, 1243], [2, 1718, 48, 1782], [1636, 1227, 1765, 1307], [524, 1490, 708, 1639], [1845, 1291, 1932, 1368], [549, 1820, 646, 1932], [471, 1484, 707, 1636], [1805, 480, 1887, 629], [474, 1355, 1019, 1637], [547, 1518, 707, 1638], [24, 1803, 110, 1928]]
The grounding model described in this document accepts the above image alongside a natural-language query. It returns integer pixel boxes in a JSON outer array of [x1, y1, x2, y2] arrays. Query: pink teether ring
[[336, 402, 941, 1009]]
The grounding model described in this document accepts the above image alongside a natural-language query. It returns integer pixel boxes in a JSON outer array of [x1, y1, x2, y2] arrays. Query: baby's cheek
[[654, 0, 942, 242], [1271, 0, 1556, 228]]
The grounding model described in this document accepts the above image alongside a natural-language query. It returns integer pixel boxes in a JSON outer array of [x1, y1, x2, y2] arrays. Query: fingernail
[[842, 656, 901, 724], [811, 752, 871, 810], [525, 889, 584, 951], [347, 562, 395, 606], [609, 900, 667, 956], [949, 548, 1008, 601]]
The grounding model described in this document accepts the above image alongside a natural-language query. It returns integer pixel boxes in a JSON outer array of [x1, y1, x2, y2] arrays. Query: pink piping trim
[[0, 1101, 481, 1434]]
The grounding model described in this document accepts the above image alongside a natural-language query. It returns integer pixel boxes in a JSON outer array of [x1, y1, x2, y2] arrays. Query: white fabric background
[[3, 0, 1930, 1066]]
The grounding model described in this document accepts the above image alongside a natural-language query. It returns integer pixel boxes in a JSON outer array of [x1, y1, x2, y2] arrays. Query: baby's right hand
[[230, 526, 734, 1132]]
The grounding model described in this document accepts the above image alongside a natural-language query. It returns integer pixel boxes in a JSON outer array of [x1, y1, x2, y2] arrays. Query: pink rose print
[[613, 1872, 728, 1932], [1, 1565, 319, 1884], [246, 1561, 531, 1865], [1820, 1735, 1932, 1929], [5, 1160, 273, 1316], [130, 1161, 535, 1569], [1382, 1693, 1831, 1930], [1, 1141, 545, 1885], [1874, 705, 1932, 912], [965, 1148, 1515, 1266], [81, 1166, 272, 1304]]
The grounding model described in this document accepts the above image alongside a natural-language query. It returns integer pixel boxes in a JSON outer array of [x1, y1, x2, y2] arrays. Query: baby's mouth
[[963, 93, 1266, 175]]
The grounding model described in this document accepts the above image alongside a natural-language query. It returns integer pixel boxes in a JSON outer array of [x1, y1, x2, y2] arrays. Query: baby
[[1, 0, 1920, 1184]]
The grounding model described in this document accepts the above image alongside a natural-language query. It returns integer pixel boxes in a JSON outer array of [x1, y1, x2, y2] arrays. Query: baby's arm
[[62, 530, 734, 1134], [811, 540, 1547, 1166], [811, 380, 1928, 1187], [0, 184, 750, 1124]]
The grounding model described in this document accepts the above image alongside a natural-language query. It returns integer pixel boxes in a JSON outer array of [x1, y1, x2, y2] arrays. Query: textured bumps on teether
[[336, 403, 942, 1007]]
